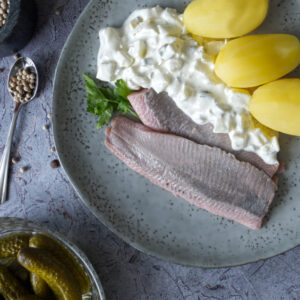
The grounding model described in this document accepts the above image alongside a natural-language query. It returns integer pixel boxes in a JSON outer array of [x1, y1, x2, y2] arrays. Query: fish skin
[[105, 117, 277, 229], [128, 88, 279, 177]]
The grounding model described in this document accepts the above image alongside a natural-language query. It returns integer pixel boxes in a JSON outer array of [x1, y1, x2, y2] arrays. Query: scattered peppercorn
[[13, 53, 20, 60], [11, 157, 20, 164], [0, 68, 4, 73], [47, 113, 52, 119], [19, 167, 27, 173], [55, 9, 61, 15], [8, 67, 36, 103], [50, 159, 60, 169], [42, 124, 49, 130], [0, 0, 10, 28], [50, 147, 56, 152]]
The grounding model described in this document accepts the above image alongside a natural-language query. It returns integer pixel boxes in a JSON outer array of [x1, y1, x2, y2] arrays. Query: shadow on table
[[35, 0, 69, 28]]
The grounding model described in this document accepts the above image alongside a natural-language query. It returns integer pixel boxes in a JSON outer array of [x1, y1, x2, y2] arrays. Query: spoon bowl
[[0, 57, 38, 204], [8, 56, 39, 103]]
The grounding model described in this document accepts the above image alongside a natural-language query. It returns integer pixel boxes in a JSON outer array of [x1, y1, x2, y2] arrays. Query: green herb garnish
[[83, 74, 139, 129]]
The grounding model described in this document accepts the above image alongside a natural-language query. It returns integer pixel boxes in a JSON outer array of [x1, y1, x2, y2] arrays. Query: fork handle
[[0, 102, 22, 204]]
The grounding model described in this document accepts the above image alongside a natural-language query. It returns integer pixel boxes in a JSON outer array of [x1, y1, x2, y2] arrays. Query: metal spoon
[[0, 57, 38, 204]]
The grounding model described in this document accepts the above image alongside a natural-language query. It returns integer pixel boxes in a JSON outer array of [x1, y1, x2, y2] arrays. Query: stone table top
[[0, 1, 299, 299]]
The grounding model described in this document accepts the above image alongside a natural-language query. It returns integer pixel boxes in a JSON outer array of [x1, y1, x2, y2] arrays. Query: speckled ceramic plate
[[53, 0, 300, 267]]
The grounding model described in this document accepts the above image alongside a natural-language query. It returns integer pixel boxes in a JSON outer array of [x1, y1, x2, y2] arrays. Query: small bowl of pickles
[[0, 217, 105, 300]]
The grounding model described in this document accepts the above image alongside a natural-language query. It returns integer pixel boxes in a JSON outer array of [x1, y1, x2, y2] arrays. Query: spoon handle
[[0, 103, 22, 204]]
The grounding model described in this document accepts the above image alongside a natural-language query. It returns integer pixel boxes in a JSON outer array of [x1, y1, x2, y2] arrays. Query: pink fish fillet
[[105, 117, 277, 230], [128, 89, 279, 177]]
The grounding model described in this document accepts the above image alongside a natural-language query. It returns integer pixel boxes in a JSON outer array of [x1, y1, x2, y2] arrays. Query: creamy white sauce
[[97, 6, 279, 165]]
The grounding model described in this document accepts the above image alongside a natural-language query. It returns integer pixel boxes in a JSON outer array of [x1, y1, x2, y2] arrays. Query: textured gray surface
[[0, 0, 300, 299]]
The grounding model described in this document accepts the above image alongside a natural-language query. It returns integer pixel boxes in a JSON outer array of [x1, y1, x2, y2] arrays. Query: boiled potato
[[249, 79, 300, 136], [183, 0, 268, 38], [215, 34, 300, 88]]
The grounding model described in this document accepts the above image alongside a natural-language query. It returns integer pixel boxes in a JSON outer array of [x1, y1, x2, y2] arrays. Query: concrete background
[[0, 1, 299, 299]]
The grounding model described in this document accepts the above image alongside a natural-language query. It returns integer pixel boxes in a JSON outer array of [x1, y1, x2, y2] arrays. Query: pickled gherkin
[[29, 234, 90, 294], [0, 264, 30, 299], [19, 297, 43, 300], [30, 273, 53, 298], [17, 247, 82, 300], [0, 233, 31, 258]]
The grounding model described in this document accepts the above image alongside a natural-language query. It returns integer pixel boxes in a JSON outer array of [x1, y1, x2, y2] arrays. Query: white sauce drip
[[97, 6, 279, 165]]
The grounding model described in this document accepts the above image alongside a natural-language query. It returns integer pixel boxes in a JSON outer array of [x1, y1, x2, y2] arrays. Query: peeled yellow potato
[[249, 79, 300, 136], [215, 34, 300, 88], [183, 0, 268, 38]]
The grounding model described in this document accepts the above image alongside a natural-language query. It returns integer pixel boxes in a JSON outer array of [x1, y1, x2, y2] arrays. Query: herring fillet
[[105, 117, 277, 229], [128, 89, 279, 177]]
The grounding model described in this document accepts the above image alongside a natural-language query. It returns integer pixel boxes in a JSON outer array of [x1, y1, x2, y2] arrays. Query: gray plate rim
[[52, 0, 300, 268]]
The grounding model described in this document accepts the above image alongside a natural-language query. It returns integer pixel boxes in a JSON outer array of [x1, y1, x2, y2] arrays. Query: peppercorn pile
[[0, 0, 9, 27], [8, 67, 36, 103]]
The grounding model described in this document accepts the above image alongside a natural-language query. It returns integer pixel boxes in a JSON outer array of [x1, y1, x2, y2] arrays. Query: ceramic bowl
[[0, 0, 37, 57]]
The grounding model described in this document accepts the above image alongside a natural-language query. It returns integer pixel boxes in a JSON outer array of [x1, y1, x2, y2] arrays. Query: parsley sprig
[[83, 74, 139, 129]]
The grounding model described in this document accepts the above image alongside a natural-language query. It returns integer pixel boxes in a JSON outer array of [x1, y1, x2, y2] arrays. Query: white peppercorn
[[8, 65, 37, 103], [19, 167, 27, 173], [0, 0, 9, 28], [12, 157, 20, 164]]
